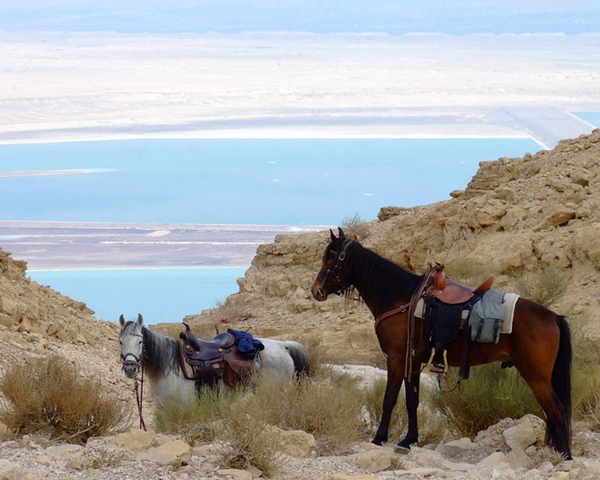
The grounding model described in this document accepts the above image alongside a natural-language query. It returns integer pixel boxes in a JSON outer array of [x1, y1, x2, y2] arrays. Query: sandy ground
[[0, 32, 599, 147]]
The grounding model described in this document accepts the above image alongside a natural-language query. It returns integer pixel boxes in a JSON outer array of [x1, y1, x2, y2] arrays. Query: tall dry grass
[[512, 268, 568, 308], [0, 355, 131, 443], [429, 364, 542, 438], [362, 378, 445, 445]]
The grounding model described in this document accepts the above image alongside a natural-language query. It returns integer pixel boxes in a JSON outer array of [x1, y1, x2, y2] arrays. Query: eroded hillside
[[184, 130, 600, 362]]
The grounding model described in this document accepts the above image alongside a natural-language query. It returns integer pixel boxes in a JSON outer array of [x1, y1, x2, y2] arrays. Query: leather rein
[[120, 329, 147, 431]]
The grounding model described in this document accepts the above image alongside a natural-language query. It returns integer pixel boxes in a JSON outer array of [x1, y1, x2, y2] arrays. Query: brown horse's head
[[311, 227, 354, 301]]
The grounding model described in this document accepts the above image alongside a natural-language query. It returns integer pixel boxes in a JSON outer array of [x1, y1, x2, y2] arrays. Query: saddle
[[178, 323, 255, 388], [427, 265, 494, 304], [422, 263, 494, 378]]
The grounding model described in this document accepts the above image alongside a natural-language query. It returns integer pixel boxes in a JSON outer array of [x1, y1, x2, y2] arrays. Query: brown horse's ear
[[338, 227, 346, 239], [119, 314, 126, 327], [330, 229, 337, 242]]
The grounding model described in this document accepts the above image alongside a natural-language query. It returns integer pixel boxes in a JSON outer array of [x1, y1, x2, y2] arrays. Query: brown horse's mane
[[346, 242, 422, 313]]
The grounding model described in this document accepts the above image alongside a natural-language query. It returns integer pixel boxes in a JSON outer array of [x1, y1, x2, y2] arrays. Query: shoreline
[[0, 130, 540, 147], [28, 265, 249, 272]]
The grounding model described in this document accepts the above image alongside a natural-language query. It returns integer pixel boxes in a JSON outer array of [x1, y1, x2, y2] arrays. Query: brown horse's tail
[[550, 315, 572, 452]]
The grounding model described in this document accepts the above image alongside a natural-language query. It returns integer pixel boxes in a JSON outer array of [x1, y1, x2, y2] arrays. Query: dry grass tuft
[[155, 386, 226, 443], [429, 364, 541, 438], [255, 372, 366, 454], [0, 355, 131, 443], [362, 378, 445, 445], [445, 259, 495, 286], [217, 396, 277, 476], [512, 268, 568, 308]]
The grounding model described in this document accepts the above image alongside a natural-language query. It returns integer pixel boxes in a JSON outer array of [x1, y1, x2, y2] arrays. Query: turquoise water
[[0, 138, 540, 226], [6, 138, 541, 322], [575, 112, 600, 128], [29, 267, 247, 325]]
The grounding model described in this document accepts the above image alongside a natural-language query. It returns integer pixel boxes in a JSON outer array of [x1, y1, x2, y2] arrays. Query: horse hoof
[[371, 438, 384, 446], [394, 445, 410, 455]]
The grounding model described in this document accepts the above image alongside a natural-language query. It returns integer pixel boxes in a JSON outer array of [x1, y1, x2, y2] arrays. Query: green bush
[[0, 355, 131, 443]]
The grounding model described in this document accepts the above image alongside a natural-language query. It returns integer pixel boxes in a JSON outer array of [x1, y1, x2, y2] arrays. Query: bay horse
[[119, 314, 311, 412], [311, 228, 572, 459]]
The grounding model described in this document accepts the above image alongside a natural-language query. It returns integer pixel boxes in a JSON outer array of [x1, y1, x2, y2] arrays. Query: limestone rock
[[435, 437, 477, 456], [110, 428, 156, 452], [407, 447, 472, 472], [216, 469, 253, 480], [266, 425, 317, 458], [351, 447, 396, 472], [143, 439, 192, 466], [330, 475, 378, 480], [503, 414, 545, 451]]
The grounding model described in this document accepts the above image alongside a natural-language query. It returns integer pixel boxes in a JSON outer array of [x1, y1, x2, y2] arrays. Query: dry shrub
[[255, 372, 366, 454], [429, 364, 541, 438], [512, 268, 568, 308], [155, 386, 226, 443], [362, 378, 445, 445], [341, 213, 369, 239], [445, 259, 494, 286], [569, 314, 600, 425], [0, 355, 131, 443], [214, 298, 253, 323], [217, 396, 277, 476]]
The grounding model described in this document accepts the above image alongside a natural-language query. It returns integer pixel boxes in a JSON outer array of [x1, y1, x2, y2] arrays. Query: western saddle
[[427, 264, 494, 304], [178, 323, 255, 388], [420, 263, 495, 378]]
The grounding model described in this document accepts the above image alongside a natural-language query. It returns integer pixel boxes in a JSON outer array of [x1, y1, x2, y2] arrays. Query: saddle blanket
[[468, 289, 520, 343], [415, 289, 520, 343]]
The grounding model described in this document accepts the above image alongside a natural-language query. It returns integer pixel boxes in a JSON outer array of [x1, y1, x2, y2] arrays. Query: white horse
[[118, 314, 310, 410]]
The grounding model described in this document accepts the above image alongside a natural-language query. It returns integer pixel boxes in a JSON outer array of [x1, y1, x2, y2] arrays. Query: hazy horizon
[[1, 1, 598, 34]]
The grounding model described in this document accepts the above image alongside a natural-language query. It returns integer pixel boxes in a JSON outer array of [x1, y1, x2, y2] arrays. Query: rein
[[120, 325, 147, 431], [134, 365, 147, 431]]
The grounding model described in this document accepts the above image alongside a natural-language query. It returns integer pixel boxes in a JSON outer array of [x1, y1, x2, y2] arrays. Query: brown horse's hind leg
[[398, 371, 420, 449], [373, 354, 405, 446], [512, 312, 572, 459], [521, 375, 571, 459]]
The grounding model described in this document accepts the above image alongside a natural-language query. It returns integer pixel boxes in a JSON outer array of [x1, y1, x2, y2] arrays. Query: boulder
[[266, 425, 317, 458]]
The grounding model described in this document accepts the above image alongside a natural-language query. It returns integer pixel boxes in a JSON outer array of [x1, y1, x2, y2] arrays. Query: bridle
[[316, 239, 354, 298], [119, 324, 147, 431]]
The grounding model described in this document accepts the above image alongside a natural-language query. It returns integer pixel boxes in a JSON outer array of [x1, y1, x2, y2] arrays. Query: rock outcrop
[[183, 130, 600, 362]]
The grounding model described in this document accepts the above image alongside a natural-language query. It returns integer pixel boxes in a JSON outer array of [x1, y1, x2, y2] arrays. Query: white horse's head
[[119, 313, 144, 379]]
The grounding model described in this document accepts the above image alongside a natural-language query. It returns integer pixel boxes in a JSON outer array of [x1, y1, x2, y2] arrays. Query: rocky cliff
[[185, 129, 600, 362]]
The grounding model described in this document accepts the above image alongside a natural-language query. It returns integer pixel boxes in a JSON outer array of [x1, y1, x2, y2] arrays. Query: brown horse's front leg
[[398, 371, 420, 451], [373, 354, 404, 445]]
